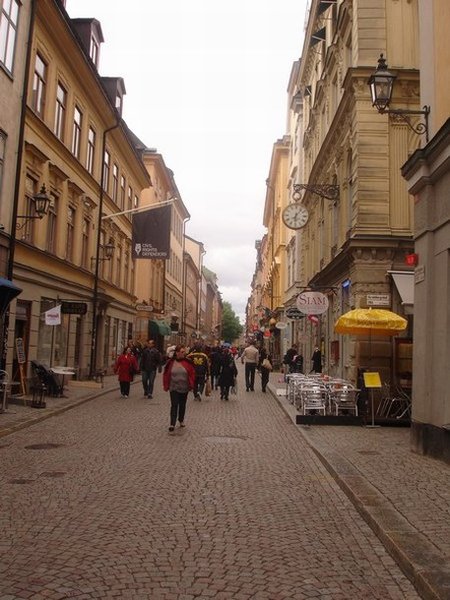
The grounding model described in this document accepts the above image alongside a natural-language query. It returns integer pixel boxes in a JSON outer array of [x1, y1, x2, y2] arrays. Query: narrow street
[[0, 370, 420, 600]]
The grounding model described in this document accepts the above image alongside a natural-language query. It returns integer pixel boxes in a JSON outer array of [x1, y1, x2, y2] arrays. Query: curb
[[0, 384, 117, 439], [268, 382, 450, 600]]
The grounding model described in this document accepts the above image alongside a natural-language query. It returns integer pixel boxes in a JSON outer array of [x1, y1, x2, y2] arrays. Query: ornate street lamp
[[16, 185, 50, 228], [368, 54, 430, 142]]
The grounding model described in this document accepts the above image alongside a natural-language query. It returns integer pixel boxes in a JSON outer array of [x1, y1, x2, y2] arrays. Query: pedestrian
[[311, 346, 322, 373], [240, 340, 259, 391], [209, 345, 222, 390], [258, 346, 272, 392], [140, 339, 161, 399], [218, 347, 238, 400], [283, 344, 298, 374], [114, 346, 139, 398], [163, 344, 196, 433], [187, 344, 210, 401]]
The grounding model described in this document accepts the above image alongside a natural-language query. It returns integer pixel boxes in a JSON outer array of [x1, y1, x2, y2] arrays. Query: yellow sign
[[363, 372, 382, 388]]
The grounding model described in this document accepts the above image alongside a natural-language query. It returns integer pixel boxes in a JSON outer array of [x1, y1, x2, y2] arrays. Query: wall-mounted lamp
[[90, 238, 115, 267], [293, 183, 339, 202], [368, 54, 430, 142], [16, 185, 50, 229]]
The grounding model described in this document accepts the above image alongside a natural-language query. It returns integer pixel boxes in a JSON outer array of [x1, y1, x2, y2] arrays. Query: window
[[134, 193, 139, 209], [112, 163, 118, 203], [46, 193, 58, 254], [0, 130, 6, 207], [23, 175, 37, 242], [90, 35, 99, 68], [54, 82, 67, 141], [115, 244, 122, 287], [81, 217, 89, 269], [71, 106, 82, 159], [87, 126, 95, 175], [120, 175, 126, 210], [102, 149, 110, 192], [66, 206, 75, 261], [32, 52, 47, 117], [0, 0, 19, 72], [127, 185, 132, 211]]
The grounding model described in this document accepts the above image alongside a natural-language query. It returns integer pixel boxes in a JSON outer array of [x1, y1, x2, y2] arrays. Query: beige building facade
[[402, 0, 450, 462], [6, 0, 151, 382]]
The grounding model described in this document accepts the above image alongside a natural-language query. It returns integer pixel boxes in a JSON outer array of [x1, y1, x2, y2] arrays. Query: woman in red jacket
[[114, 346, 139, 398], [163, 345, 195, 433]]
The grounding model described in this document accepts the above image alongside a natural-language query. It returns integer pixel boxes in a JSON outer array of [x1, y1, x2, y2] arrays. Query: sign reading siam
[[296, 291, 329, 315]]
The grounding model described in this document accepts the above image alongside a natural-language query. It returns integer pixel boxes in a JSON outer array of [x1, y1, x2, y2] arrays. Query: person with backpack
[[140, 339, 162, 399], [187, 344, 210, 401]]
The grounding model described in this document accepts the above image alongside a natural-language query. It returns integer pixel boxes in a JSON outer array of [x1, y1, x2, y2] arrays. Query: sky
[[66, 0, 309, 322]]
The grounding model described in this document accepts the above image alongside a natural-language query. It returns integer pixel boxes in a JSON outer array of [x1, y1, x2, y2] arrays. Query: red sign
[[405, 253, 418, 266]]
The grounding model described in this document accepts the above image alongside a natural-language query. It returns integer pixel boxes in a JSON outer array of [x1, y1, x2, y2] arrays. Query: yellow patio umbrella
[[335, 308, 407, 337], [334, 308, 407, 427]]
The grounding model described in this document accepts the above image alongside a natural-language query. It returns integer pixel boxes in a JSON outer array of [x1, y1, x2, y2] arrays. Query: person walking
[[209, 345, 222, 390], [218, 347, 238, 400], [311, 346, 322, 373], [241, 340, 259, 391], [187, 344, 210, 401], [114, 346, 139, 398], [258, 346, 272, 393], [140, 339, 161, 399], [163, 345, 196, 433]]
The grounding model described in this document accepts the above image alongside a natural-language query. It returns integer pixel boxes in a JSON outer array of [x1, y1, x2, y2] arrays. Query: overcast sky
[[66, 0, 308, 322]]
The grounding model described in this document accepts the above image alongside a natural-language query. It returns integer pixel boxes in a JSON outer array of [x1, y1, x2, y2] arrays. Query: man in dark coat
[[140, 339, 161, 399], [218, 347, 238, 400]]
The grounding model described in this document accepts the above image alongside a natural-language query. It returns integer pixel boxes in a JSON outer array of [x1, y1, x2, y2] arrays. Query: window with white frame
[[46, 192, 58, 254], [0, 0, 19, 72], [87, 126, 95, 175], [81, 217, 89, 269], [71, 106, 82, 159], [120, 174, 126, 210], [66, 205, 75, 261], [54, 82, 67, 141], [0, 130, 6, 208], [32, 52, 47, 117], [102, 149, 110, 192], [112, 163, 118, 203]]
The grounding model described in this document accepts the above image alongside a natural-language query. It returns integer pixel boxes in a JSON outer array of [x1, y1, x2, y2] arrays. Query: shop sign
[[136, 304, 153, 312], [296, 291, 329, 315], [366, 294, 390, 307], [61, 301, 87, 315]]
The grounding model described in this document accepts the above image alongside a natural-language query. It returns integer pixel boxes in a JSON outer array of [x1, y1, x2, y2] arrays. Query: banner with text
[[132, 205, 171, 260]]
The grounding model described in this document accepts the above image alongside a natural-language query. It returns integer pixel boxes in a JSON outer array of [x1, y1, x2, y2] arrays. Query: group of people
[[114, 338, 322, 434]]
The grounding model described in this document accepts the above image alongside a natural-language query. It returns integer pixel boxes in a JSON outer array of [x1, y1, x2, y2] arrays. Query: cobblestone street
[[0, 370, 422, 600]]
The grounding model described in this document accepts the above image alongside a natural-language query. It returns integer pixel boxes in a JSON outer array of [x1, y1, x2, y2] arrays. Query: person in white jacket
[[240, 342, 259, 391]]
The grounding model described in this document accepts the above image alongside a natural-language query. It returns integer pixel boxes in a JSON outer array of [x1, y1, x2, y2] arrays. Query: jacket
[[163, 358, 196, 392], [114, 353, 139, 382], [141, 346, 161, 371], [241, 344, 259, 364]]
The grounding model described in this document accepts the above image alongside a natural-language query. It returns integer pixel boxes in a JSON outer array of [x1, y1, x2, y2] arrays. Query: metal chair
[[302, 384, 327, 415], [332, 385, 359, 416]]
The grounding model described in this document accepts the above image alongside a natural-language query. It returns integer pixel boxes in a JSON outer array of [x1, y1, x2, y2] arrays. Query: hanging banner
[[132, 205, 172, 259], [45, 304, 61, 326], [296, 291, 329, 315]]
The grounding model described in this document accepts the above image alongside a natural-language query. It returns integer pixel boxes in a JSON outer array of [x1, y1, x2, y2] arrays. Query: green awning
[[151, 319, 171, 337]]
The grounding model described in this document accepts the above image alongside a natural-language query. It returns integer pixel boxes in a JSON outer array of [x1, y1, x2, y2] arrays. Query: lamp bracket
[[384, 106, 430, 142], [293, 183, 339, 201]]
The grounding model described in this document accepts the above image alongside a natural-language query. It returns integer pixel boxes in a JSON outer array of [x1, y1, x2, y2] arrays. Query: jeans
[[119, 381, 130, 396], [245, 363, 256, 390], [169, 390, 188, 427], [142, 369, 157, 396], [194, 375, 206, 398], [220, 385, 231, 399], [261, 367, 270, 391]]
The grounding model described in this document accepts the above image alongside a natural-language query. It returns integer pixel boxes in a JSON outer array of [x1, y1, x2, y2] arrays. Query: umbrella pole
[[366, 330, 380, 428]]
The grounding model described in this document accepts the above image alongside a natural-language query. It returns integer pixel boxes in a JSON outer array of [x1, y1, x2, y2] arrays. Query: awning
[[389, 271, 414, 306], [150, 319, 171, 337], [0, 277, 22, 317]]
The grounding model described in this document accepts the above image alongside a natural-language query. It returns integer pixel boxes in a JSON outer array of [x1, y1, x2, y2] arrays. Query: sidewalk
[[0, 372, 449, 599]]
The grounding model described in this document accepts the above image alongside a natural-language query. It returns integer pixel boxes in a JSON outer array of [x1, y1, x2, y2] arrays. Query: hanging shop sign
[[296, 291, 329, 315], [61, 301, 87, 315]]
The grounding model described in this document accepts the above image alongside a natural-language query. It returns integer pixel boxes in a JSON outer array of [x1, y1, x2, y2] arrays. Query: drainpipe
[[89, 120, 120, 378]]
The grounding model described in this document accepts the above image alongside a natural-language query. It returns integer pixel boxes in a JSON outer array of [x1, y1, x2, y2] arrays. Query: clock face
[[282, 203, 309, 229]]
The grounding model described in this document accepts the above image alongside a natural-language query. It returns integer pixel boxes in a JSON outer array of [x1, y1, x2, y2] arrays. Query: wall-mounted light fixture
[[90, 238, 115, 267], [16, 185, 50, 229], [293, 183, 339, 202], [368, 54, 430, 142]]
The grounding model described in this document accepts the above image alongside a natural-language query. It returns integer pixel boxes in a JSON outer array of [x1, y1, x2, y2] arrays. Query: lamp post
[[368, 54, 430, 142]]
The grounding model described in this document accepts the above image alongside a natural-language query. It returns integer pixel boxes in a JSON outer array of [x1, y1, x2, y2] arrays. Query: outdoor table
[[50, 367, 75, 397]]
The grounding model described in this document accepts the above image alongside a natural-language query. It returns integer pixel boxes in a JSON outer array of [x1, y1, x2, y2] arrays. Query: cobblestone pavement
[[0, 371, 422, 600]]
